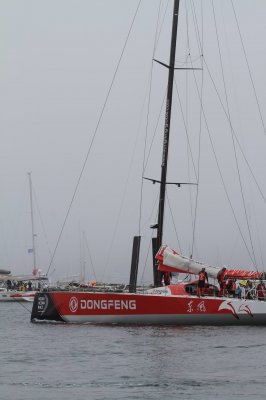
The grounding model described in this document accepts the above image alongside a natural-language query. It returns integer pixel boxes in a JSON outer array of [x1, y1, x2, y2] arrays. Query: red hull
[[31, 289, 266, 325]]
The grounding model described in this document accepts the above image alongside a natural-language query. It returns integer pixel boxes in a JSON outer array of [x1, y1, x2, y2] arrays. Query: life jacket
[[226, 280, 233, 289], [219, 279, 226, 289]]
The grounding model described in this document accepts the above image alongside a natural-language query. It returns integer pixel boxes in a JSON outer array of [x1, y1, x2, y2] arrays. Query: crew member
[[257, 280, 265, 301], [217, 267, 226, 297], [163, 272, 171, 286], [197, 267, 208, 297]]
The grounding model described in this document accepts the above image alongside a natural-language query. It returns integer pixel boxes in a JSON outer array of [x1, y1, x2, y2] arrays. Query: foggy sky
[[1, 0, 266, 284]]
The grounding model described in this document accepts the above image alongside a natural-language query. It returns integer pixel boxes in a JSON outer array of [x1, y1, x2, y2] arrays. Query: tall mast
[[28, 172, 37, 271], [154, 0, 180, 285]]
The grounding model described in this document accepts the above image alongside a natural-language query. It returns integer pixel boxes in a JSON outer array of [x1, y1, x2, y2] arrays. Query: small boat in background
[[0, 274, 48, 302], [0, 172, 49, 302]]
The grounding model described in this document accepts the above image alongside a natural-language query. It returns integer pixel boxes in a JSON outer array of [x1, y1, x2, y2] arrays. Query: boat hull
[[31, 291, 266, 325], [0, 291, 36, 302]]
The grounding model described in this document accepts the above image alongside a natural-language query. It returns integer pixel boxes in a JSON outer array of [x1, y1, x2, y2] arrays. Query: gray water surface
[[0, 302, 265, 400]]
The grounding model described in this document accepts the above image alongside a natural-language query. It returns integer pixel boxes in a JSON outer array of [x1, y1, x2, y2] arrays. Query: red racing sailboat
[[31, 244, 266, 325], [31, 0, 266, 325]]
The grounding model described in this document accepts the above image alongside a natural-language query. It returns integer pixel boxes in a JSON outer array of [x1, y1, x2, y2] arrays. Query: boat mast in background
[[28, 172, 37, 273], [153, 0, 180, 286]]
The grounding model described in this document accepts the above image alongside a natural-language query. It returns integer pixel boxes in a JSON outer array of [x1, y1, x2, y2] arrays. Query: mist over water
[[1, 302, 266, 400]]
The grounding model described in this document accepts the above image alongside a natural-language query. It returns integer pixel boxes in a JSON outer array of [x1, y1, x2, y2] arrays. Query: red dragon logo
[[218, 301, 253, 319]]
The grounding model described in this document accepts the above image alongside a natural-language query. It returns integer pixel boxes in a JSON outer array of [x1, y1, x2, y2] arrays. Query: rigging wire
[[100, 0, 163, 282], [185, 0, 195, 249], [99, 83, 150, 282], [189, 0, 204, 258], [172, 70, 203, 256], [45, 0, 143, 277], [138, 0, 163, 237], [154, 0, 170, 52], [143, 88, 167, 172], [139, 193, 161, 284], [139, 230, 153, 284], [157, 0, 203, 258], [84, 233, 97, 282], [166, 191, 182, 252], [190, 0, 204, 56], [231, 0, 266, 137], [140, 193, 159, 232], [190, 63, 257, 267], [175, 55, 202, 65], [212, 0, 257, 268], [139, 192, 159, 284], [174, 77, 198, 181], [14, 299, 32, 314], [203, 59, 266, 207], [249, 200, 264, 269], [139, 194, 160, 284], [32, 186, 55, 276], [189, 0, 260, 267]]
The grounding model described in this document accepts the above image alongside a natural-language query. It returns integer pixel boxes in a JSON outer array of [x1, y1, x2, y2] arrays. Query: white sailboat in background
[[0, 172, 48, 302]]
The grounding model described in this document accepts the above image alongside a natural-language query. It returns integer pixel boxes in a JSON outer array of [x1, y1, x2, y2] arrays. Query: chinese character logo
[[187, 300, 194, 313], [197, 301, 206, 312]]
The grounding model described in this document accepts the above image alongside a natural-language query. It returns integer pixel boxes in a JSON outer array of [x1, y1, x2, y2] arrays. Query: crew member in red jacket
[[257, 280, 265, 301], [163, 271, 171, 286], [197, 267, 208, 297]]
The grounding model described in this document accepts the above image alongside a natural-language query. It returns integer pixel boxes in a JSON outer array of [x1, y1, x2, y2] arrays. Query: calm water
[[1, 302, 266, 400]]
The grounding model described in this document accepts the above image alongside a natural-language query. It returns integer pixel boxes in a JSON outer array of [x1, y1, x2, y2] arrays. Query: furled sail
[[156, 246, 263, 280], [156, 246, 221, 279]]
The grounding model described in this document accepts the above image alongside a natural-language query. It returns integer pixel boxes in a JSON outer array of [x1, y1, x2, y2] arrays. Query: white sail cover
[[160, 246, 221, 279], [157, 246, 263, 280]]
